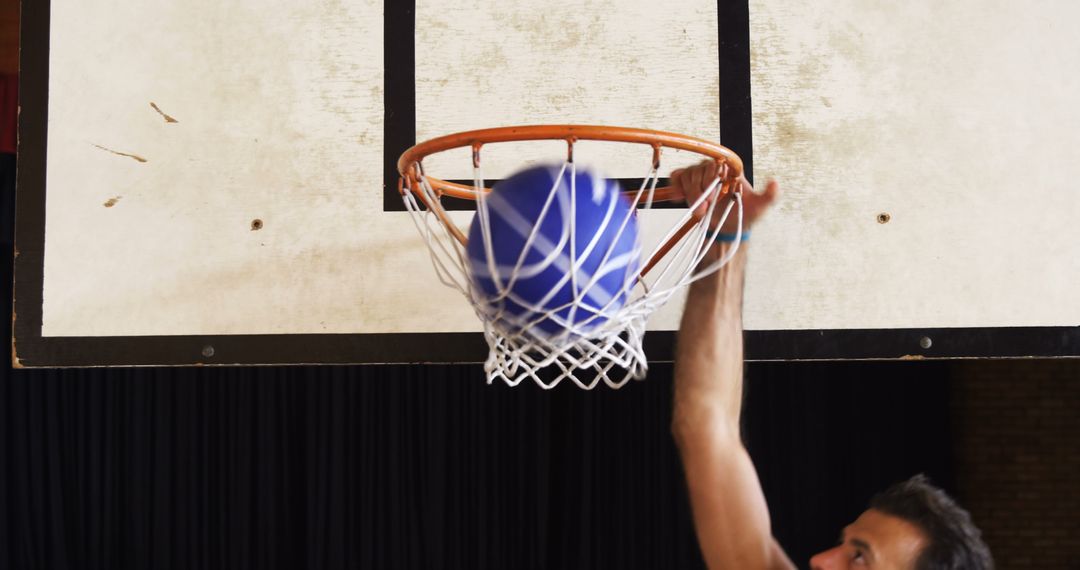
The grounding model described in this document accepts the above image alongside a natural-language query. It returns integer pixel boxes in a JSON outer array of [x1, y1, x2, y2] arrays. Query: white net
[[401, 152, 743, 390]]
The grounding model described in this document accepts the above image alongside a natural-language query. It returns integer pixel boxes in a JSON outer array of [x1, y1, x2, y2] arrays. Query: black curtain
[[1, 154, 954, 569], [0, 364, 952, 570], [1, 364, 706, 570]]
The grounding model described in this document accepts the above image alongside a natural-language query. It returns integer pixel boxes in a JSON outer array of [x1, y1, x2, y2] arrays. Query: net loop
[[471, 144, 482, 169]]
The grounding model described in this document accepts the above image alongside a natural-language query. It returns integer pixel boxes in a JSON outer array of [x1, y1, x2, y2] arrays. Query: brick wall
[[950, 359, 1080, 569]]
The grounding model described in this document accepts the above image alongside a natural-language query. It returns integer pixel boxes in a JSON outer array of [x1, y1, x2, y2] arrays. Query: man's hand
[[670, 160, 779, 234]]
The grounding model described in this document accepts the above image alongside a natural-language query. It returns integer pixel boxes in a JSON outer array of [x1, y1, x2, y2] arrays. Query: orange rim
[[397, 124, 742, 200], [397, 125, 743, 274]]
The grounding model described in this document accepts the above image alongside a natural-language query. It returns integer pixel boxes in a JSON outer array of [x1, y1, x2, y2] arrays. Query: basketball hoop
[[398, 125, 745, 389]]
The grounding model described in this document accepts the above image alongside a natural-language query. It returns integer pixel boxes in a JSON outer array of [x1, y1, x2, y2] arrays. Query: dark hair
[[869, 474, 993, 570]]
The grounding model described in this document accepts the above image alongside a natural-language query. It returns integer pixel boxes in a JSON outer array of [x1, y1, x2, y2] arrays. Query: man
[[669, 161, 993, 569]]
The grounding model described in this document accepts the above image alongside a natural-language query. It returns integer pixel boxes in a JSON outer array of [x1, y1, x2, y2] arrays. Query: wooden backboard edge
[[11, 0, 49, 368], [8, 327, 1078, 368], [740, 327, 1080, 362]]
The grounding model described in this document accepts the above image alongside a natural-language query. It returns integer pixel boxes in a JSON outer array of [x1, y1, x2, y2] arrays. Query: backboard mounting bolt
[[919, 336, 932, 349], [202, 345, 215, 358]]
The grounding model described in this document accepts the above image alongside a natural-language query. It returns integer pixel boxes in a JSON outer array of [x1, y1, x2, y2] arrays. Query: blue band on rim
[[713, 231, 750, 243]]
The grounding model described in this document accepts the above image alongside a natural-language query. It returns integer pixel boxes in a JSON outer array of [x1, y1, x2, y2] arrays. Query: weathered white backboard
[[14, 0, 1080, 365]]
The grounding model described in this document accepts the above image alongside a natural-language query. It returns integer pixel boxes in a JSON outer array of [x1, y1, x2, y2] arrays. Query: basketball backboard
[[13, 0, 1080, 367]]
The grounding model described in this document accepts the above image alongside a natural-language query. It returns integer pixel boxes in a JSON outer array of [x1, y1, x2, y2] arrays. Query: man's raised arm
[[669, 162, 792, 570]]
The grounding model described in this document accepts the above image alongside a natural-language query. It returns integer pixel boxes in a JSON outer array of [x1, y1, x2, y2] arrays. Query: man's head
[[810, 475, 993, 570]]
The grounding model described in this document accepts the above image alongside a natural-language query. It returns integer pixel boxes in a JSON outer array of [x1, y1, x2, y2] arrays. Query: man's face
[[809, 509, 927, 570]]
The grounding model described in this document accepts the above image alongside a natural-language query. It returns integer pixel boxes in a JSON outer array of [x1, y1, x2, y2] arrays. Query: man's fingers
[[689, 167, 703, 198], [760, 179, 779, 204], [692, 167, 711, 218], [735, 175, 752, 195], [736, 178, 780, 228], [705, 161, 719, 184], [671, 161, 734, 223], [670, 168, 687, 199], [698, 162, 718, 195]]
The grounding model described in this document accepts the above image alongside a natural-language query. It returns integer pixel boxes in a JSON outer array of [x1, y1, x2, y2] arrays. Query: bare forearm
[[671, 244, 793, 569], [672, 244, 747, 438]]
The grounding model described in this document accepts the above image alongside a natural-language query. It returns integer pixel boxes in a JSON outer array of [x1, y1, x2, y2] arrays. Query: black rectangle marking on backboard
[[382, 0, 754, 212], [383, 0, 416, 211]]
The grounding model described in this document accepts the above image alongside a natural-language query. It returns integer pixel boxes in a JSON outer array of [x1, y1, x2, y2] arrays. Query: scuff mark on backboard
[[150, 102, 179, 123], [103, 196, 122, 208], [91, 143, 148, 163]]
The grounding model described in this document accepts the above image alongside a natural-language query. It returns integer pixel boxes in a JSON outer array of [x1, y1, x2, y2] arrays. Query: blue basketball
[[466, 164, 641, 339]]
